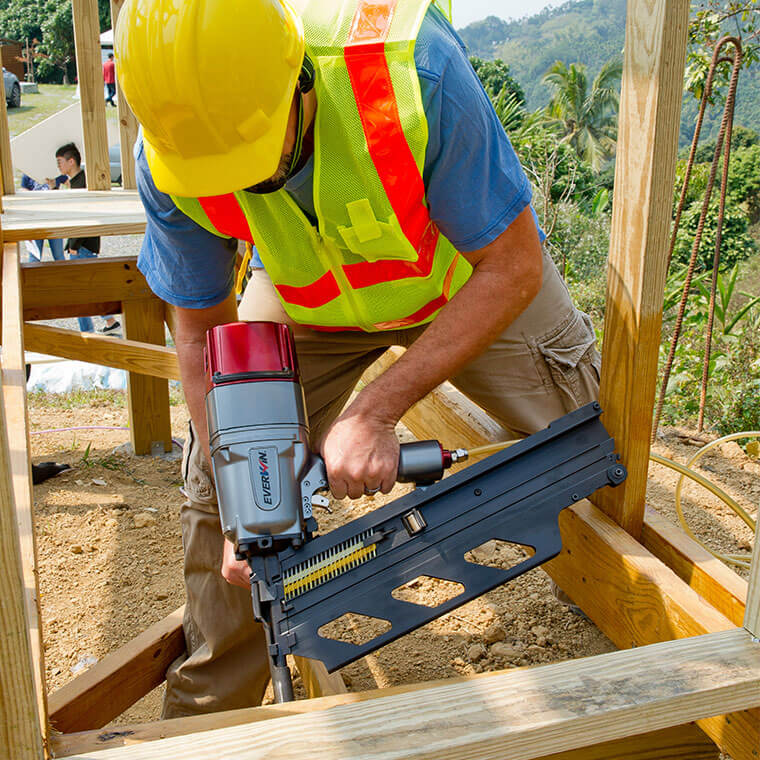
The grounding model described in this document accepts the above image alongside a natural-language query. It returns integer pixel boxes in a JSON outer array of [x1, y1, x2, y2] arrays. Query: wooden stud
[[1, 243, 49, 751], [23, 323, 181, 382], [122, 298, 172, 455], [0, 63, 14, 195], [72, 0, 111, 190], [1, 191, 145, 243], [292, 657, 347, 701], [0, 372, 44, 760], [643, 506, 747, 627], [21, 256, 152, 311], [745, 517, 760, 637], [55, 629, 760, 760], [110, 0, 139, 189], [48, 607, 185, 734], [595, 0, 690, 538]]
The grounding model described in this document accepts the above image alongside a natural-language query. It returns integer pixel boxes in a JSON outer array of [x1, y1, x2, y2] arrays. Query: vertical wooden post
[[72, 0, 111, 190], [0, 66, 16, 195], [745, 519, 760, 638], [110, 0, 139, 188], [123, 297, 172, 455], [594, 0, 690, 538], [0, 246, 45, 760]]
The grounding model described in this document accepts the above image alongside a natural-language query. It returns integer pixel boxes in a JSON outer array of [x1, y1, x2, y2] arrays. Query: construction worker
[[116, 0, 600, 717]]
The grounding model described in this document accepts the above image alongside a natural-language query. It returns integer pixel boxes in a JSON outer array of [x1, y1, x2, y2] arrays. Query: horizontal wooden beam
[[0, 190, 146, 242], [21, 257, 153, 311], [642, 506, 747, 626], [363, 350, 758, 759], [52, 679, 716, 759], [24, 323, 180, 381], [23, 303, 123, 323], [56, 629, 760, 760], [48, 607, 186, 734]]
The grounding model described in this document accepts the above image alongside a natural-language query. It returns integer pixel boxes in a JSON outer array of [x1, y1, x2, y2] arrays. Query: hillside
[[457, 0, 760, 146]]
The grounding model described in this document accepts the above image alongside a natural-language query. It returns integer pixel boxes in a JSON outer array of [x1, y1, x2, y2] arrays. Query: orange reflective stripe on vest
[[275, 270, 341, 309], [198, 194, 253, 242], [343, 0, 448, 290]]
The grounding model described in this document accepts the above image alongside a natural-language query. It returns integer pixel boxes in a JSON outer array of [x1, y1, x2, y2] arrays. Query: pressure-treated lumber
[[23, 323, 181, 381], [51, 676, 715, 759], [0, 64, 14, 195], [0, 190, 146, 242], [1, 243, 49, 749], [0, 369, 43, 760], [45, 610, 344, 736], [123, 298, 172, 455], [23, 302, 124, 323], [72, 0, 111, 190], [20, 256, 152, 311], [642, 506, 747, 626], [110, 0, 139, 189], [595, 0, 690, 538], [49, 607, 186, 734], [58, 629, 760, 760], [293, 657, 348, 700], [746, 517, 760, 637]]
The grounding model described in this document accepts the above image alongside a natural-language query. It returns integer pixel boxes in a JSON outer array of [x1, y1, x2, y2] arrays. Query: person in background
[[21, 173, 67, 262], [103, 53, 117, 107], [54, 143, 121, 334]]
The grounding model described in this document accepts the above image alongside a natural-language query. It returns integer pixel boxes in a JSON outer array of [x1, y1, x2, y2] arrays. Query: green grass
[[7, 83, 120, 138], [27, 384, 185, 411]]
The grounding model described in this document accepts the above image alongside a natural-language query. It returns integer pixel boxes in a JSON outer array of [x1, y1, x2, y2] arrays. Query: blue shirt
[[136, 6, 543, 309]]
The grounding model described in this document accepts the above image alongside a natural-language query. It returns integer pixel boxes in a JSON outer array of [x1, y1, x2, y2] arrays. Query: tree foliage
[[469, 57, 525, 106], [542, 57, 622, 172], [686, 1, 760, 102], [0, 0, 112, 83]]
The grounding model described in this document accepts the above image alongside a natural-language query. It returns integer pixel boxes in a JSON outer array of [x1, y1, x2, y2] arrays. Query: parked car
[[109, 143, 121, 184], [3, 68, 21, 108]]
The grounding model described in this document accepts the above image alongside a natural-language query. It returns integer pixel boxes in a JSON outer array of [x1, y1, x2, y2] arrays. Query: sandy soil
[[28, 392, 756, 735]]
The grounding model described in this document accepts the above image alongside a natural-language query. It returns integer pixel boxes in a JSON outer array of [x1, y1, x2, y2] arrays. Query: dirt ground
[[28, 391, 757, 732]]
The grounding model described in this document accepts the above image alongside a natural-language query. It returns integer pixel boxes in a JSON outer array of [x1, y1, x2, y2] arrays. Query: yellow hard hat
[[115, 0, 305, 197]]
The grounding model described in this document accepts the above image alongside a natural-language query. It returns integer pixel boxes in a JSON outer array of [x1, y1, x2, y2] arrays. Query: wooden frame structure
[[0, 1, 758, 758]]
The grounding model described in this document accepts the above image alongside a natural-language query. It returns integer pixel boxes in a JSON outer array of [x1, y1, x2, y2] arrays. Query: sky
[[450, 0, 557, 28]]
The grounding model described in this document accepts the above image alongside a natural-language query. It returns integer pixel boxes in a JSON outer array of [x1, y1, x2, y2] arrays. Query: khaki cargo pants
[[163, 248, 601, 717]]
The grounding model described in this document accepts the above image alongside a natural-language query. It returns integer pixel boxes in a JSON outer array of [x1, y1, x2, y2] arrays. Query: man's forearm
[[353, 210, 543, 425]]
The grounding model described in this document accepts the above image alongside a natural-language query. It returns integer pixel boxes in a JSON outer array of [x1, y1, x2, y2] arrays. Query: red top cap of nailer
[[205, 322, 299, 392]]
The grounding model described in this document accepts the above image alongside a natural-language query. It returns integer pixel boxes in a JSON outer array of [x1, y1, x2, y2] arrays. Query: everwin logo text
[[249, 445, 280, 510], [258, 450, 272, 505]]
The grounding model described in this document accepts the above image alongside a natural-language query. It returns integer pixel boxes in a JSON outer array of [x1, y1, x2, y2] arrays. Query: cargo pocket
[[534, 310, 601, 412], [181, 420, 218, 513]]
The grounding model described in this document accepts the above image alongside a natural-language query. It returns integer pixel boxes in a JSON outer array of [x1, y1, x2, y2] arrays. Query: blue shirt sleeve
[[416, 8, 543, 251], [135, 139, 237, 309]]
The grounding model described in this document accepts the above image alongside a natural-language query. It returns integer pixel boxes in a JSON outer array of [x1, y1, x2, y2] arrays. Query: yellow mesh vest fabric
[[173, 0, 472, 331]]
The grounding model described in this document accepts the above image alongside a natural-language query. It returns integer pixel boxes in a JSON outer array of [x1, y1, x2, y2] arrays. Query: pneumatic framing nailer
[[205, 321, 626, 702]]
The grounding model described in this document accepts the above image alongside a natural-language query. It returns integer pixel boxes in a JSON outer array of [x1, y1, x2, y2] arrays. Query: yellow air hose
[[460, 432, 759, 570]]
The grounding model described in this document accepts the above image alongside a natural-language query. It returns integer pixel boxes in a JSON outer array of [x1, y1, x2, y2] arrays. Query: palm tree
[[542, 58, 623, 172]]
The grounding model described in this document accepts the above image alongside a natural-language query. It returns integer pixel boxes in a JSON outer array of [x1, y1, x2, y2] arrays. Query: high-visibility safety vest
[[171, 0, 472, 332]]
